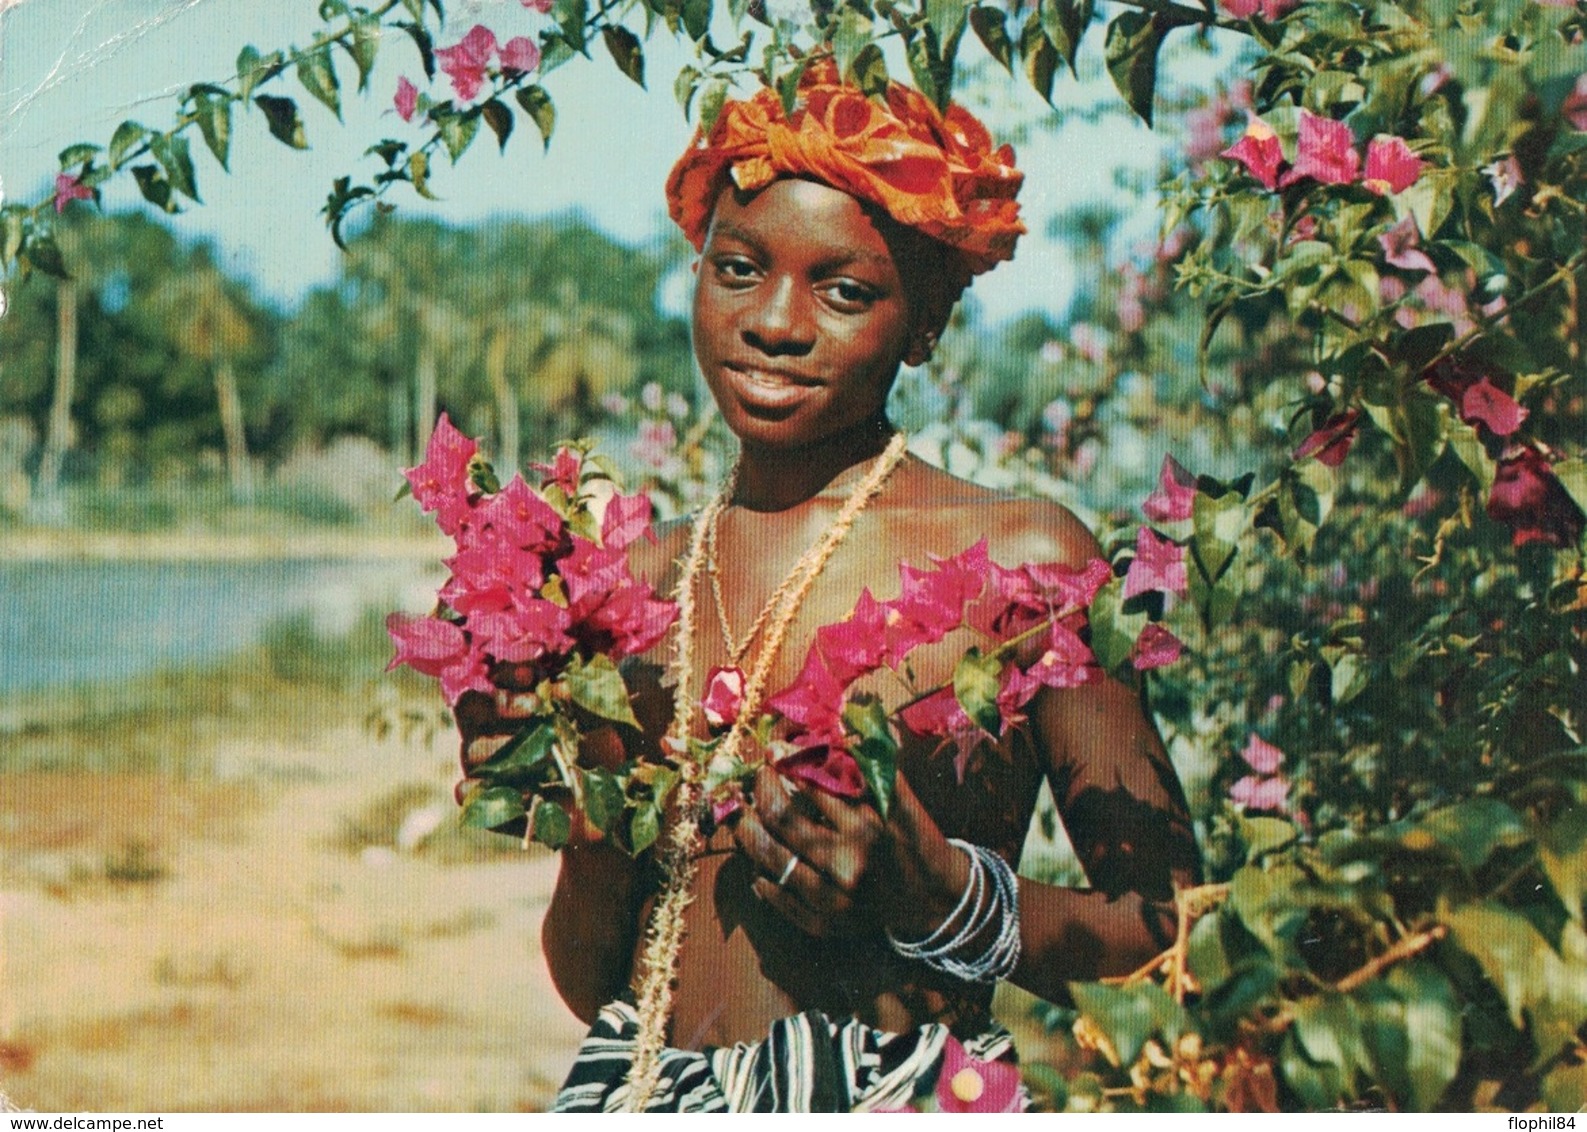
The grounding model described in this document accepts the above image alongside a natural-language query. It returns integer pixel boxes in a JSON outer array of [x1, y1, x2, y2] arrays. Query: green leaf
[[530, 798, 571, 849], [1043, 0, 1093, 76], [474, 721, 557, 783], [1387, 964, 1461, 1110], [850, 42, 889, 98], [1537, 792, 1587, 923], [925, 0, 968, 44], [776, 58, 811, 117], [1444, 902, 1587, 1063], [1190, 488, 1243, 584], [565, 653, 641, 728], [627, 802, 661, 856], [397, 20, 436, 79], [555, 0, 590, 53], [437, 108, 481, 162], [237, 46, 285, 102], [148, 133, 199, 202], [682, 0, 712, 40], [460, 784, 527, 829], [57, 142, 100, 168], [297, 46, 342, 119], [1020, 13, 1057, 104], [1280, 1029, 1345, 1110], [580, 767, 626, 834], [349, 11, 382, 91], [1241, 815, 1301, 860], [1541, 1057, 1587, 1114], [108, 121, 148, 170], [515, 85, 556, 148], [1, 211, 24, 269], [480, 98, 513, 152], [697, 77, 729, 132], [832, 6, 874, 79], [673, 64, 701, 117], [192, 91, 232, 170], [131, 163, 176, 212], [255, 94, 309, 149], [602, 25, 645, 87], [1409, 798, 1530, 873], [24, 236, 69, 280], [1292, 992, 1370, 1081], [408, 150, 438, 199], [1087, 578, 1146, 674], [843, 696, 898, 820], [1069, 981, 1187, 1068], [969, 6, 1013, 72], [1102, 10, 1164, 126], [953, 647, 1003, 738]]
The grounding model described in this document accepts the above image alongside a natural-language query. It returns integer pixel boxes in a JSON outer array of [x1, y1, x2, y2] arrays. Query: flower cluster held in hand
[[387, 414, 675, 704]]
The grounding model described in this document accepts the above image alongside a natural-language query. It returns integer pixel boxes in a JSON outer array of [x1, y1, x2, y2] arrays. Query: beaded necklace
[[623, 431, 909, 1110]]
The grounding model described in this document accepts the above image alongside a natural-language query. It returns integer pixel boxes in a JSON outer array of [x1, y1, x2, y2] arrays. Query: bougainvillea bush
[[9, 0, 1586, 1113]]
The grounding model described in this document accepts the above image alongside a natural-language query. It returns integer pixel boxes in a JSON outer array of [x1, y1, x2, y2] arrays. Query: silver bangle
[[885, 839, 1021, 984]]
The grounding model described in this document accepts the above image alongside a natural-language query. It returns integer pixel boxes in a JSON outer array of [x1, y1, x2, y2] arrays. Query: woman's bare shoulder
[[882, 458, 1102, 568]]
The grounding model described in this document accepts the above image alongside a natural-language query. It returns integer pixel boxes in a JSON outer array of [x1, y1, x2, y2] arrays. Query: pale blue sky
[[0, 0, 1195, 322]]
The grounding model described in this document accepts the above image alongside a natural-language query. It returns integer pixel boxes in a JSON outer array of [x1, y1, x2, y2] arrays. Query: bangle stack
[[885, 839, 1021, 984]]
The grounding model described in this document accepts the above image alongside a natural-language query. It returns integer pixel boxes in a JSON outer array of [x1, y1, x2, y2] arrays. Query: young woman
[[457, 62, 1200, 1112]]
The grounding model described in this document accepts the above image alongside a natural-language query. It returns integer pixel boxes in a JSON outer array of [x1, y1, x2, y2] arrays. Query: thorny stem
[[1333, 924, 1447, 993], [1101, 881, 1231, 1001]]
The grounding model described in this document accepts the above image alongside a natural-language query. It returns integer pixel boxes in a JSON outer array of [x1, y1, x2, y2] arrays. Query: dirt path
[[0, 721, 588, 1112]]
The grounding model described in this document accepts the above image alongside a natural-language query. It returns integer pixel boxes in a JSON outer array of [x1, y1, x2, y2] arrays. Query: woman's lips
[[724, 363, 819, 411]]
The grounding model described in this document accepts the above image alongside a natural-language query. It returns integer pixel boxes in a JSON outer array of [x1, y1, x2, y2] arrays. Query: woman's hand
[[733, 763, 971, 940]]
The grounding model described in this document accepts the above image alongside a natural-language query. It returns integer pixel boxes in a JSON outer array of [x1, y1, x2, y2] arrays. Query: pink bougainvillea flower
[[1487, 445, 1587, 549], [1240, 733, 1285, 774], [1460, 377, 1529, 438], [53, 172, 94, 214], [393, 75, 418, 122], [532, 447, 582, 495], [404, 413, 478, 536], [467, 599, 574, 664], [521, 0, 554, 10], [479, 474, 564, 552], [1563, 74, 1587, 132], [499, 35, 541, 75], [435, 24, 498, 102], [898, 686, 986, 783], [701, 665, 746, 731], [1026, 621, 1101, 689], [1220, 112, 1285, 190], [600, 490, 654, 552], [1230, 773, 1291, 813], [1142, 454, 1197, 522], [1377, 215, 1436, 273], [775, 744, 866, 798], [1484, 155, 1524, 206], [766, 648, 848, 749], [1293, 408, 1362, 467], [385, 612, 493, 705], [816, 588, 890, 685], [1363, 135, 1424, 195], [1025, 555, 1112, 611], [1132, 622, 1184, 671], [935, 1036, 1023, 1113], [1284, 109, 1361, 187], [1123, 526, 1188, 599]]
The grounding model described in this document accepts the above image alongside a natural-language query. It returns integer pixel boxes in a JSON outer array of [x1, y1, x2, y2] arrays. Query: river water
[[0, 559, 442, 694]]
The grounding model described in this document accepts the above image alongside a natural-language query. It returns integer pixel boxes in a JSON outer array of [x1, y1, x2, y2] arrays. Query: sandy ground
[[0, 716, 589, 1112], [0, 702, 1060, 1113]]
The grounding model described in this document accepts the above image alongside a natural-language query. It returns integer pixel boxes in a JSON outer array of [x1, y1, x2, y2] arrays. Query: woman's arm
[[456, 693, 651, 1024]]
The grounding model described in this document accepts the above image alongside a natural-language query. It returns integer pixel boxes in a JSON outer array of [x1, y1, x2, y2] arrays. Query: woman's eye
[[824, 281, 877, 309], [714, 257, 759, 283]]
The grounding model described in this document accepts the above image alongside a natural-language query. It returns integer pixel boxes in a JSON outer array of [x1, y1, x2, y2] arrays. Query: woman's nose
[[741, 274, 814, 356]]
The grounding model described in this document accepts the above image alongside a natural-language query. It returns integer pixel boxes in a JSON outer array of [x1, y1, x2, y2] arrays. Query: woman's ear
[[904, 329, 938, 367]]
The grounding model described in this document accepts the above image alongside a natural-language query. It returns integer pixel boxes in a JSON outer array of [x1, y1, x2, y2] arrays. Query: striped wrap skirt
[[551, 999, 1023, 1112]]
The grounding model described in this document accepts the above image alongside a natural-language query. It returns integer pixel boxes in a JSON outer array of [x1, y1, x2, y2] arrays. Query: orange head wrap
[[666, 60, 1024, 280]]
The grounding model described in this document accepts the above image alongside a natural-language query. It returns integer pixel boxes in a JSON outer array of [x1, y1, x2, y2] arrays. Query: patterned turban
[[666, 60, 1024, 278]]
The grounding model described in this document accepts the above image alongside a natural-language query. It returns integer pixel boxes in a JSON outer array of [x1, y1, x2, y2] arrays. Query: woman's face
[[691, 178, 925, 451]]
